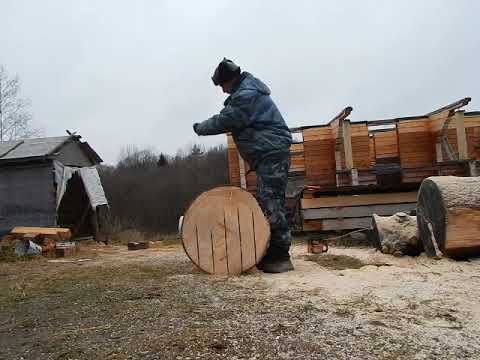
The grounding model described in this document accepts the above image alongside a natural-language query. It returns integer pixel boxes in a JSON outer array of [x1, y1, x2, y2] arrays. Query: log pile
[[417, 176, 480, 258]]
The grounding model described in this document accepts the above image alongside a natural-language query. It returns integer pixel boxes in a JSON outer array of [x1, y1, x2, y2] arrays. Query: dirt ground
[[1, 239, 480, 360]]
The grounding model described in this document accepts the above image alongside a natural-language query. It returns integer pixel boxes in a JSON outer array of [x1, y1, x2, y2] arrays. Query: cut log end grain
[[417, 176, 480, 258], [181, 186, 270, 275]]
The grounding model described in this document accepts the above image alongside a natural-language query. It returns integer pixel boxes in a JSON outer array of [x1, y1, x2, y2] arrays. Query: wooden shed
[[0, 134, 110, 239], [227, 98, 480, 232]]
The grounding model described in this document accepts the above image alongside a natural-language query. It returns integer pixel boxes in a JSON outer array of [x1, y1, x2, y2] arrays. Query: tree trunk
[[417, 176, 480, 258], [372, 212, 420, 256]]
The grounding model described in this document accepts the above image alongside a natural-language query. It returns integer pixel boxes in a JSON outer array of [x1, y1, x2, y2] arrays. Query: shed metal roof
[[0, 135, 102, 164], [0, 136, 70, 160]]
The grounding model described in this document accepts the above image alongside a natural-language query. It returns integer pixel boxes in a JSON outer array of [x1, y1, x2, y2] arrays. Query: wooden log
[[417, 176, 480, 258], [372, 213, 421, 256], [181, 186, 270, 275]]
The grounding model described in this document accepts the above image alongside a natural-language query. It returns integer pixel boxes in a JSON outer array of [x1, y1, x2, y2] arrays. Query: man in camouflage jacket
[[193, 58, 293, 273]]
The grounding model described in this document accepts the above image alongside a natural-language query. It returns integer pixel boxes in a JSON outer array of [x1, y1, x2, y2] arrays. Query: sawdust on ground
[[1, 240, 479, 359]]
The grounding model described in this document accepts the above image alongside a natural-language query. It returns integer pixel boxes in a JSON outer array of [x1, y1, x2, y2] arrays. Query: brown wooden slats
[[352, 134, 371, 169], [304, 136, 336, 186], [303, 127, 332, 141], [467, 127, 480, 159], [398, 121, 434, 166], [374, 130, 399, 158]]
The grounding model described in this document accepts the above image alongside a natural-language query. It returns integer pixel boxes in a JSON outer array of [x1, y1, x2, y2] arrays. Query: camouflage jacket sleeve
[[195, 91, 255, 135]]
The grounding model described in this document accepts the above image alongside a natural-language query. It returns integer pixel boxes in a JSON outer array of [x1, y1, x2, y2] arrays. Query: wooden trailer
[[227, 98, 480, 232]]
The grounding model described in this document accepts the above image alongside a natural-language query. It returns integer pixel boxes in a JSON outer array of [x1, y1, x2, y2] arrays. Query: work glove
[[193, 123, 200, 134]]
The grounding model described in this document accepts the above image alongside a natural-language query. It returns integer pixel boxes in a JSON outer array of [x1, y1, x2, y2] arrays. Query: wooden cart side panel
[[398, 120, 434, 166], [303, 127, 336, 186], [227, 135, 241, 187], [351, 123, 370, 169], [467, 126, 480, 159], [374, 130, 399, 159]]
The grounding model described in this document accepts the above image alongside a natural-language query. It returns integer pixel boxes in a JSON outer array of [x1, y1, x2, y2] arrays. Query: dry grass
[[109, 230, 180, 246], [1, 240, 479, 359]]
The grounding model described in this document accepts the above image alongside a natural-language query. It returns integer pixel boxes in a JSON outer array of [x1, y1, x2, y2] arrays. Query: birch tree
[[0, 65, 38, 141]]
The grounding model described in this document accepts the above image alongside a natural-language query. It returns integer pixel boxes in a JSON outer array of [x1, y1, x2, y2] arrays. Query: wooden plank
[[397, 120, 429, 133], [301, 191, 417, 209], [224, 199, 242, 274], [464, 115, 480, 128], [374, 130, 399, 158], [343, 121, 353, 170], [429, 112, 453, 132], [467, 127, 480, 159], [322, 217, 372, 230], [303, 128, 332, 141], [238, 153, 247, 189], [350, 124, 368, 136], [302, 202, 416, 220], [227, 135, 236, 148], [303, 143, 334, 151], [10, 227, 71, 240], [369, 136, 376, 166], [302, 219, 323, 231], [303, 217, 372, 231], [455, 111, 468, 160], [290, 143, 304, 152]]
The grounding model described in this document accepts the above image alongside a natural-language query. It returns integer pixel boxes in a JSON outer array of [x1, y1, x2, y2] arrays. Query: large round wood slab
[[181, 186, 270, 275]]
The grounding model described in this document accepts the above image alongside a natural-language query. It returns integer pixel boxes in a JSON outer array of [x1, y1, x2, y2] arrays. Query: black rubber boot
[[256, 257, 266, 270], [261, 258, 294, 273], [262, 259, 294, 274], [258, 246, 294, 273], [256, 252, 273, 270]]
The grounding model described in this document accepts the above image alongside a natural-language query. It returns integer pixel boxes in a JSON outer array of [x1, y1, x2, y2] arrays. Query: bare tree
[[0, 65, 38, 141]]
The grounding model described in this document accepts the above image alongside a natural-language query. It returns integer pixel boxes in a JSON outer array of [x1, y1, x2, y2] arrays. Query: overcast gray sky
[[2, 0, 479, 164]]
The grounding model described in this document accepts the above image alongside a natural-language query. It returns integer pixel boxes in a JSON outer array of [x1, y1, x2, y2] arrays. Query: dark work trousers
[[255, 154, 291, 260]]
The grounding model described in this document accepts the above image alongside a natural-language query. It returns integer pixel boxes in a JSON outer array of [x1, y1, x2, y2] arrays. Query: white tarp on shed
[[54, 161, 108, 210]]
